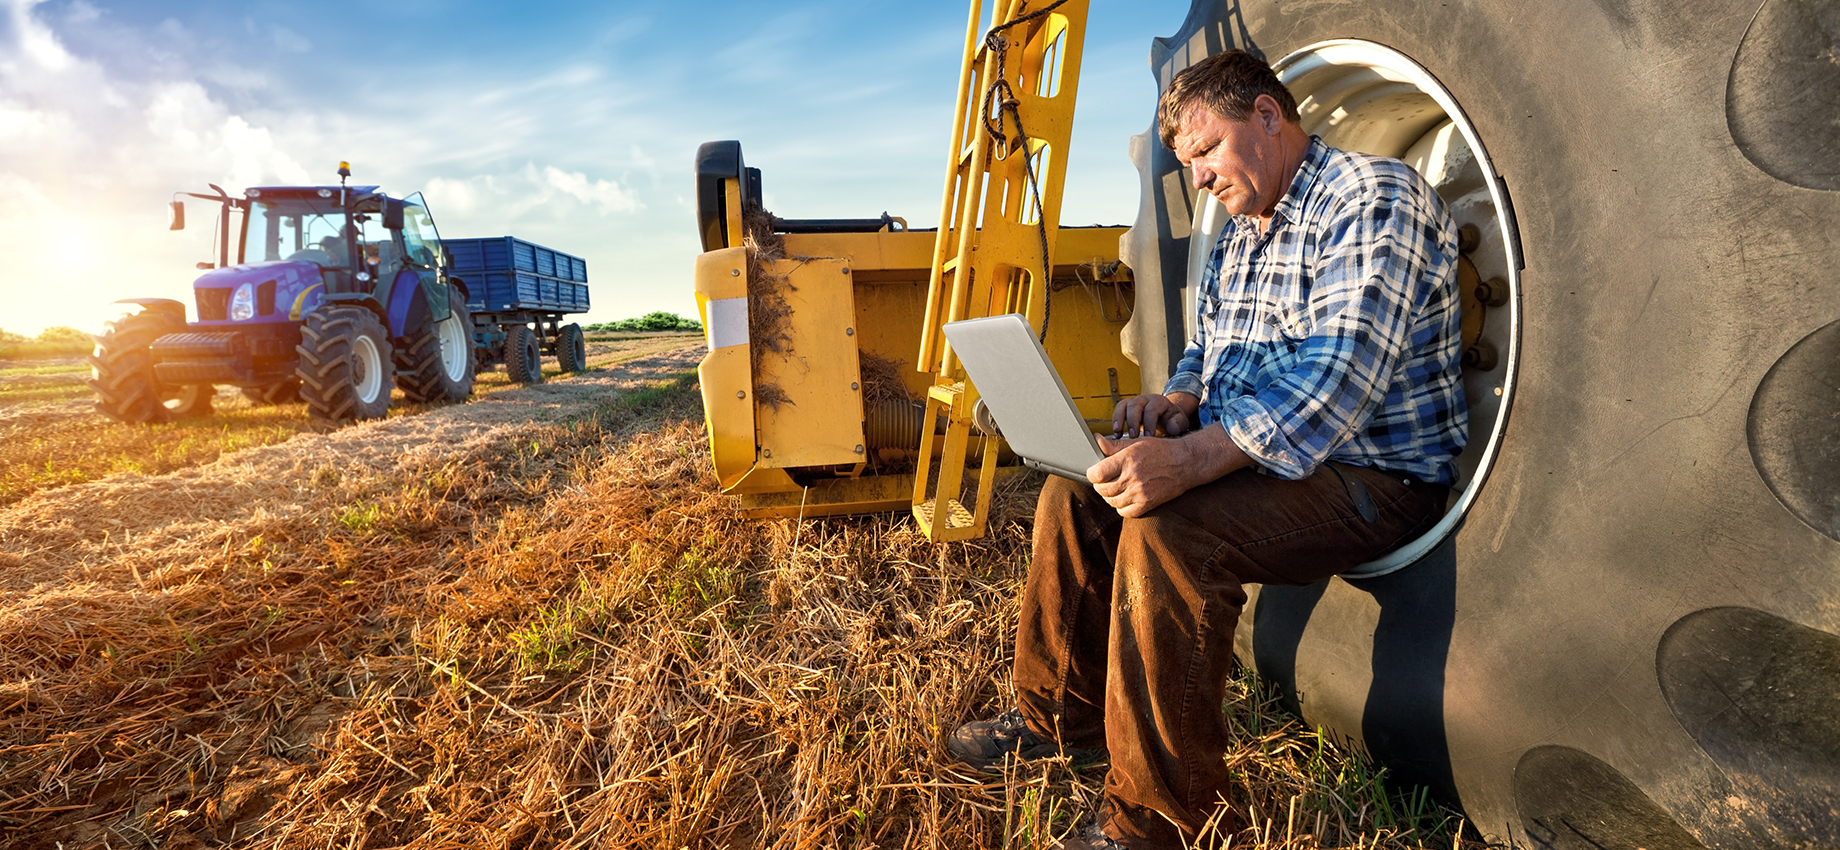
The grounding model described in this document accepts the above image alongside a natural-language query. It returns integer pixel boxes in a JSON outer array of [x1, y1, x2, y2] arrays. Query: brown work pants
[[1014, 463, 1447, 848]]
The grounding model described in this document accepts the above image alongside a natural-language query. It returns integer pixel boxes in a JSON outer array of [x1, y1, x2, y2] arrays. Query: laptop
[[941, 314, 1105, 483]]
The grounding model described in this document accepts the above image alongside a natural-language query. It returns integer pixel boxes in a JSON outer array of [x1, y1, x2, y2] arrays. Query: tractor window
[[398, 193, 445, 269], [245, 199, 365, 269]]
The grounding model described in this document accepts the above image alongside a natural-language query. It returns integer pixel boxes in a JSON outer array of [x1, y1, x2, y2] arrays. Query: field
[[0, 334, 1479, 849]]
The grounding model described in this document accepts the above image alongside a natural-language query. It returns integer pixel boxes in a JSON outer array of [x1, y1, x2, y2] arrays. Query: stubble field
[[0, 334, 1478, 849]]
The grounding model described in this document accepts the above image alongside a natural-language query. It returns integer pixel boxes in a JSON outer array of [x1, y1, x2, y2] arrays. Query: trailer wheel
[[89, 308, 189, 424], [396, 286, 476, 404], [556, 323, 587, 374], [296, 305, 393, 422], [241, 379, 301, 405], [504, 324, 543, 384]]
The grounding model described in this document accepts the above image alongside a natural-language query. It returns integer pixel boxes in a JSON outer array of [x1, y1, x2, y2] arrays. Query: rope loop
[[974, 0, 1072, 341]]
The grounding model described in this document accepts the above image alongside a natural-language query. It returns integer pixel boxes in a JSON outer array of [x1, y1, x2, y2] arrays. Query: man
[[946, 50, 1468, 849]]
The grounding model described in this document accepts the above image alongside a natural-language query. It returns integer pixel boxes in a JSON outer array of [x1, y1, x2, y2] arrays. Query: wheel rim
[[1256, 40, 1522, 578], [161, 385, 201, 411], [352, 334, 384, 404], [437, 314, 468, 383]]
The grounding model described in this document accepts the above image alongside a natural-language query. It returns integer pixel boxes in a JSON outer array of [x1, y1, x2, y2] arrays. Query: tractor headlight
[[230, 282, 255, 321]]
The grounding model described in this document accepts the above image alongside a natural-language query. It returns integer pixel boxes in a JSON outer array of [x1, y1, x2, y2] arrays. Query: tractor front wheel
[[396, 286, 476, 404], [89, 308, 191, 424], [296, 306, 393, 422]]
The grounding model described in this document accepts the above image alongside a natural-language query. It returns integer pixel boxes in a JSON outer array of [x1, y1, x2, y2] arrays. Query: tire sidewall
[[347, 318, 390, 418], [1209, 1, 1840, 843], [435, 288, 475, 401]]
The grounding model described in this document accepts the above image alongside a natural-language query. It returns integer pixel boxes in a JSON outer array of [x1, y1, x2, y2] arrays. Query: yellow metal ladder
[[913, 0, 1090, 541]]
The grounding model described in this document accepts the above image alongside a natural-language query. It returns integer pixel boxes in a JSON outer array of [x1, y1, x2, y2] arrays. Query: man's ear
[[1254, 94, 1283, 135]]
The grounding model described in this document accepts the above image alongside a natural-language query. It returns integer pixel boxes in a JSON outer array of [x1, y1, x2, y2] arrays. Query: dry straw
[[0, 348, 1478, 849]]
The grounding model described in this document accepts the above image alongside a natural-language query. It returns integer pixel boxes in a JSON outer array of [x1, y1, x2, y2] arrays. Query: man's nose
[[1191, 165, 1212, 192]]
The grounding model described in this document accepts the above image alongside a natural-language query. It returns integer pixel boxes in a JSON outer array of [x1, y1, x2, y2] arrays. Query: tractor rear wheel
[[89, 308, 192, 424], [556, 323, 587, 374], [241, 379, 301, 405], [296, 306, 393, 422], [504, 324, 543, 384], [395, 286, 476, 404]]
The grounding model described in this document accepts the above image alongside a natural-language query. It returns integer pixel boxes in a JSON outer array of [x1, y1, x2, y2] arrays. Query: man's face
[[1171, 101, 1285, 219]]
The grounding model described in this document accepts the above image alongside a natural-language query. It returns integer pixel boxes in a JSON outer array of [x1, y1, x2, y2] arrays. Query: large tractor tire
[[395, 286, 476, 404], [241, 379, 301, 405], [556, 322, 587, 374], [88, 308, 211, 423], [1124, 1, 1840, 846], [295, 306, 393, 423], [504, 324, 543, 384]]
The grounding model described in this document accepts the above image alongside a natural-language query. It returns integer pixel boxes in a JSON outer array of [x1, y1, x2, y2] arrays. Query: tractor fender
[[319, 292, 388, 327], [384, 271, 454, 339], [111, 298, 188, 322]]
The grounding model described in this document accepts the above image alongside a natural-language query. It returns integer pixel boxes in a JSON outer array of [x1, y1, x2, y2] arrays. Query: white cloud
[[543, 166, 641, 214], [423, 175, 484, 217], [0, 0, 320, 335]]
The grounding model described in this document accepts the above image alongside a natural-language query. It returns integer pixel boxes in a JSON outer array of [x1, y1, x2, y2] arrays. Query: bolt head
[[854, 445, 864, 454], [730, 268, 740, 276], [737, 390, 746, 399]]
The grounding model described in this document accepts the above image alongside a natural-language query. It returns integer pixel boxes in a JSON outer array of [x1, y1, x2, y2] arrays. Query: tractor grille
[[155, 358, 241, 384], [151, 331, 254, 384], [151, 332, 246, 358], [197, 288, 231, 321]]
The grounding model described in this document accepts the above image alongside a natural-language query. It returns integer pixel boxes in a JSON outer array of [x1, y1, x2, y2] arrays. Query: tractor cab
[[176, 181, 450, 324]]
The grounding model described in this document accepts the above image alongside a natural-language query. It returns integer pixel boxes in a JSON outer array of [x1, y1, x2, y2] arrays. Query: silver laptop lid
[[942, 314, 1104, 483]]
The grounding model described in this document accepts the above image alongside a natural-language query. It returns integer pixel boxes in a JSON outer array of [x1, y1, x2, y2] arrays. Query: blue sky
[[0, 0, 1189, 336]]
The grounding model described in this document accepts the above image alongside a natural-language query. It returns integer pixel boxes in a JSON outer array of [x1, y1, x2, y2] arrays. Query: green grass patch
[[0, 400, 311, 506], [0, 363, 88, 378], [335, 502, 383, 533], [0, 383, 91, 403]]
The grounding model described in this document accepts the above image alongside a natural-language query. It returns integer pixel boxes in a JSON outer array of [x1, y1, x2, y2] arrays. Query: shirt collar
[[1267, 135, 1330, 229]]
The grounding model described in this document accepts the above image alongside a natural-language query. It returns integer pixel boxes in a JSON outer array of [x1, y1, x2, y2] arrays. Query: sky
[[0, 0, 1190, 337]]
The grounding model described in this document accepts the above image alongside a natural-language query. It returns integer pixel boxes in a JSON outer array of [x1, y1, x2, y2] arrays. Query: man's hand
[[1088, 424, 1250, 518], [1112, 392, 1201, 438]]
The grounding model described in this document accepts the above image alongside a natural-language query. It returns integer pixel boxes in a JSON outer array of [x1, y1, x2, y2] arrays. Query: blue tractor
[[91, 164, 474, 423]]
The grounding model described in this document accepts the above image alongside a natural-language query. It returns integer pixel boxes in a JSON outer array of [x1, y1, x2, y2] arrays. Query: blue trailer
[[444, 236, 592, 383]]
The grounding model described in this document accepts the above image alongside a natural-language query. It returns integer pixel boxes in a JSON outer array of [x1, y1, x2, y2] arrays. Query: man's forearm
[[1090, 413, 1255, 517], [1176, 421, 1252, 489]]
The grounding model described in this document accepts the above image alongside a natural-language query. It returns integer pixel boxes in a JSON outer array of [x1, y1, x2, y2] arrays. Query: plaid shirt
[[1164, 136, 1468, 486]]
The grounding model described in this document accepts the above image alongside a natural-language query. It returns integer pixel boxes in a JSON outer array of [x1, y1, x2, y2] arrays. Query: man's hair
[[1157, 50, 1301, 150]]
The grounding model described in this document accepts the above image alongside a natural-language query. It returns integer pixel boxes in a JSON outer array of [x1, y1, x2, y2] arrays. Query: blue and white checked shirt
[[1164, 136, 1468, 486]]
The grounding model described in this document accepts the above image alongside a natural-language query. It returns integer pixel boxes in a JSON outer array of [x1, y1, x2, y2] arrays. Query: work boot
[[946, 708, 1106, 773], [1056, 819, 1129, 850]]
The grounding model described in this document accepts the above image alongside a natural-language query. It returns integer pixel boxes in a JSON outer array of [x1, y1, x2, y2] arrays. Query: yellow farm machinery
[[691, 0, 1840, 846]]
